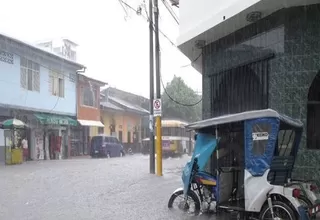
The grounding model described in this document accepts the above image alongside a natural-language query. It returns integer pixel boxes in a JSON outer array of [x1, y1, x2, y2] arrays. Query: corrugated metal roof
[[108, 96, 149, 114], [100, 101, 124, 111]]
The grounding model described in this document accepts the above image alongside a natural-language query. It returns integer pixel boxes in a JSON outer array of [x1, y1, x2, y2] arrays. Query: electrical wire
[[117, 0, 129, 20], [119, 0, 176, 47], [48, 97, 60, 113], [180, 53, 202, 68], [118, 0, 202, 107], [160, 74, 202, 106]]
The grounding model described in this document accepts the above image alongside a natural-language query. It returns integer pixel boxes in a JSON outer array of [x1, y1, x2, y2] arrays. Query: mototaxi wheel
[[168, 189, 201, 215], [298, 195, 312, 207], [259, 200, 297, 220]]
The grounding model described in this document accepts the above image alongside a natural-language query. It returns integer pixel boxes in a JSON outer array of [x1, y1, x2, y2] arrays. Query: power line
[[180, 53, 202, 68], [160, 74, 202, 106], [119, 0, 202, 72], [117, 0, 129, 20], [119, 0, 176, 47], [118, 0, 202, 107]]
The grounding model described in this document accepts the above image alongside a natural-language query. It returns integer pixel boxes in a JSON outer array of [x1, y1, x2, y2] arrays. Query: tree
[[161, 76, 202, 122]]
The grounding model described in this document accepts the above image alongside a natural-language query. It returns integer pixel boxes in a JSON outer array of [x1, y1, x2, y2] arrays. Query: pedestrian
[[22, 136, 28, 161]]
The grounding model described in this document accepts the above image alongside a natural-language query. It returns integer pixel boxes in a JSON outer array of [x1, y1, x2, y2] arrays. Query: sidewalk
[[69, 155, 91, 160]]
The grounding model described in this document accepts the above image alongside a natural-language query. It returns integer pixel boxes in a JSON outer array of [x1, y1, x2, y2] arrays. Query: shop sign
[[46, 118, 69, 125]]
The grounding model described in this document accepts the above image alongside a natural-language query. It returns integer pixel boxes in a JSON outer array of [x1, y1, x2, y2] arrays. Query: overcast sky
[[0, 0, 202, 98]]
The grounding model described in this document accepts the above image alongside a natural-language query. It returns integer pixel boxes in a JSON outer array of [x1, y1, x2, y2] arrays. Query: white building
[[35, 38, 78, 62]]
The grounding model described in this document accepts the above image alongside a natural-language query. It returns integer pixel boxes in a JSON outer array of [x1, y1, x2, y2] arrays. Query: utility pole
[[154, 0, 163, 176], [149, 0, 155, 174]]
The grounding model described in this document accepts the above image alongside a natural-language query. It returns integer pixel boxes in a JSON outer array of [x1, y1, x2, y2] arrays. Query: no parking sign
[[153, 99, 162, 117]]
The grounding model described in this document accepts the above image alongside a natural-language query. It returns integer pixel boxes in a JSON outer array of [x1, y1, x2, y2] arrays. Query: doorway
[[127, 131, 131, 144], [118, 131, 123, 143]]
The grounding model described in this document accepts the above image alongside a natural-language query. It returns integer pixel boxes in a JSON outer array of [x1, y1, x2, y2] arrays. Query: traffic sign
[[153, 99, 162, 116]]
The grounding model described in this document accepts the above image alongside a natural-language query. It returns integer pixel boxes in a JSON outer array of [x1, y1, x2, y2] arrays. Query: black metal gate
[[209, 57, 271, 117]]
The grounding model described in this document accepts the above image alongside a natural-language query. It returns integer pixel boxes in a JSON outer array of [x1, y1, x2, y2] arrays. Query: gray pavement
[[0, 154, 220, 220]]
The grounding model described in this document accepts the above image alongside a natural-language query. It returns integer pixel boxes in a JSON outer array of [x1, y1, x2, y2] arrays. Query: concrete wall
[[101, 111, 142, 143], [77, 80, 101, 121]]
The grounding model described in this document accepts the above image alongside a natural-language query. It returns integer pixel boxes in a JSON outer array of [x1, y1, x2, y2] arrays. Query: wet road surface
[[0, 154, 226, 220]]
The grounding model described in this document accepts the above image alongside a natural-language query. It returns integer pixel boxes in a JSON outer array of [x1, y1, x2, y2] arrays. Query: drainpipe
[[76, 68, 86, 156], [76, 67, 86, 120]]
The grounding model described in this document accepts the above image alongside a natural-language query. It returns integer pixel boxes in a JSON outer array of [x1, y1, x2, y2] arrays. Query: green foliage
[[161, 76, 202, 122]]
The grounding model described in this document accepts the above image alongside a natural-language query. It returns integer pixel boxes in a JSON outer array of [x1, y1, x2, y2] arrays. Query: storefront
[[70, 120, 104, 156], [31, 113, 78, 160]]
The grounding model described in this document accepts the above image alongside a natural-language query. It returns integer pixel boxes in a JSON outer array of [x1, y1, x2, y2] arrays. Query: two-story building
[[100, 88, 149, 153], [0, 33, 84, 163], [177, 1, 320, 179], [69, 74, 106, 156]]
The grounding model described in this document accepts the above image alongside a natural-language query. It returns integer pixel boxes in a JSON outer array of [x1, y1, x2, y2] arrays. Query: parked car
[[90, 135, 125, 158]]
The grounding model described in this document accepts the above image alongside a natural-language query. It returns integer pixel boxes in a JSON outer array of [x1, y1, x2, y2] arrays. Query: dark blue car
[[90, 135, 125, 158]]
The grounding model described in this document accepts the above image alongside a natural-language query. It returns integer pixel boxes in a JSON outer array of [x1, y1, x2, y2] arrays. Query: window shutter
[[20, 68, 27, 89], [49, 71, 54, 95], [33, 71, 40, 92]]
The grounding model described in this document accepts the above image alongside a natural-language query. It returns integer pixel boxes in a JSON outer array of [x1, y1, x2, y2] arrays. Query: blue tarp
[[182, 133, 218, 196], [244, 117, 279, 176]]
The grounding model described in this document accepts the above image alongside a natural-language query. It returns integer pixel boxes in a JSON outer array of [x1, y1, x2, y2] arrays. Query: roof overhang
[[177, 0, 320, 74], [77, 119, 104, 127], [186, 109, 303, 130], [78, 74, 107, 87]]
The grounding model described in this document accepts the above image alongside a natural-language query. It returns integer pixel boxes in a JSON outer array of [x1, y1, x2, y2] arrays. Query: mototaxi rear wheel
[[168, 189, 201, 215], [259, 200, 297, 220], [298, 195, 312, 207]]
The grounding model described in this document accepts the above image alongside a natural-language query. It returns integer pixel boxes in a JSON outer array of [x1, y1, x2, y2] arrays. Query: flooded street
[[0, 154, 227, 220]]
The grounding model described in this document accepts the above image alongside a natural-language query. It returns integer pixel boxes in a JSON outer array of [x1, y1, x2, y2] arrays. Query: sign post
[[153, 98, 162, 176], [154, 0, 162, 176]]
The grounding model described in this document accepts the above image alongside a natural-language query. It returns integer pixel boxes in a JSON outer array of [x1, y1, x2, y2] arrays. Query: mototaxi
[[168, 109, 320, 219]]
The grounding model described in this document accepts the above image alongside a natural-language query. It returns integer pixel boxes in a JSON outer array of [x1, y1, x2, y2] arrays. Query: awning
[[34, 113, 78, 126], [78, 119, 104, 127]]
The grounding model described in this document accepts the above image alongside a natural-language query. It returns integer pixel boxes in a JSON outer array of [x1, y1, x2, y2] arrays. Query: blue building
[[0, 33, 85, 162]]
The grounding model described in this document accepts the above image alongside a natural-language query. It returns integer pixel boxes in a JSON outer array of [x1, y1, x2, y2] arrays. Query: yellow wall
[[89, 127, 98, 137], [101, 110, 142, 143]]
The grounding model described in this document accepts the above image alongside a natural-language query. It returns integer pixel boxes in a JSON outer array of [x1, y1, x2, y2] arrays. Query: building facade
[[177, 1, 320, 179], [70, 74, 106, 156], [100, 89, 149, 153], [0, 33, 84, 162]]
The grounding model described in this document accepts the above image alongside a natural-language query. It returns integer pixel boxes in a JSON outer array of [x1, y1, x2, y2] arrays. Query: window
[[118, 131, 123, 143], [161, 127, 187, 137], [127, 131, 131, 143], [20, 57, 40, 92], [49, 71, 64, 97], [58, 78, 64, 97], [277, 130, 295, 156], [98, 127, 104, 134], [307, 71, 320, 149], [252, 123, 271, 156], [81, 86, 97, 107]]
